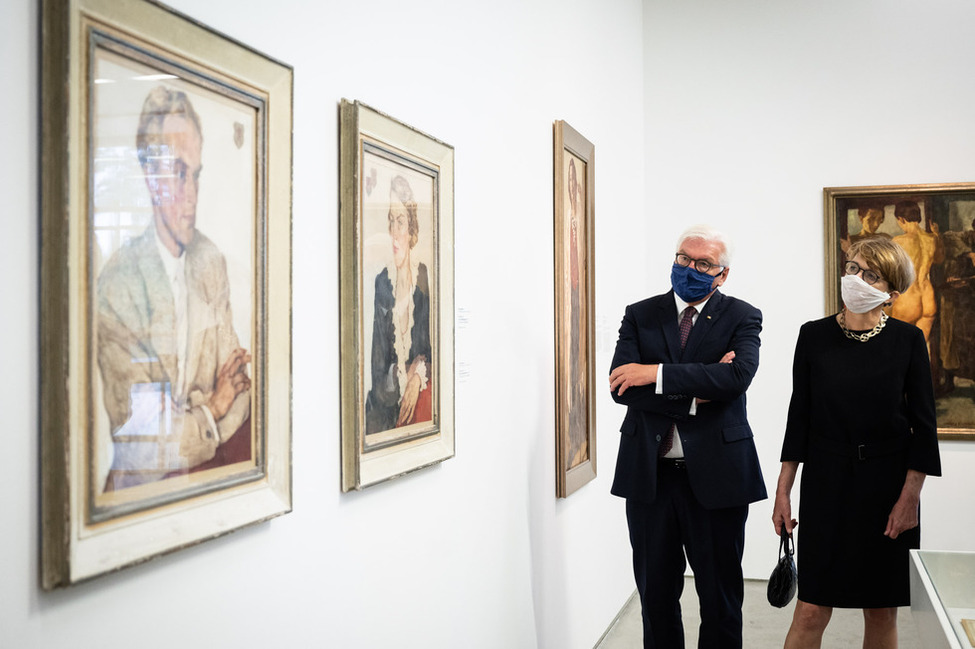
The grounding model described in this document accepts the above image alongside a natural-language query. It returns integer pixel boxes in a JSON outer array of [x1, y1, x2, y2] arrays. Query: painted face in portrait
[[147, 114, 202, 256], [860, 208, 885, 233], [389, 194, 411, 269]]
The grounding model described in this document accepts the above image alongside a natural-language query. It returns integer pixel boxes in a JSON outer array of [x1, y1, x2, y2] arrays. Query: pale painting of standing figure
[[96, 86, 252, 492], [566, 157, 589, 469], [365, 175, 433, 435], [891, 200, 944, 344]]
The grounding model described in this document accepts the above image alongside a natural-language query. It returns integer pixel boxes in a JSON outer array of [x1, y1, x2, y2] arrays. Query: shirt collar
[[153, 223, 186, 282], [673, 291, 713, 316]]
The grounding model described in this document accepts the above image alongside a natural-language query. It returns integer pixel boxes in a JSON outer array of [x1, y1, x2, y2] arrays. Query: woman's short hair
[[847, 237, 915, 293], [676, 224, 733, 267], [388, 175, 419, 249]]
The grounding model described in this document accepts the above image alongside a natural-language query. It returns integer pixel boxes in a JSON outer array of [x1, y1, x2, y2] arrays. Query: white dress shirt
[[655, 293, 712, 458]]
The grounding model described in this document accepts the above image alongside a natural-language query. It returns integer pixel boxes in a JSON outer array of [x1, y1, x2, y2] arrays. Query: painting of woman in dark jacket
[[365, 175, 433, 435]]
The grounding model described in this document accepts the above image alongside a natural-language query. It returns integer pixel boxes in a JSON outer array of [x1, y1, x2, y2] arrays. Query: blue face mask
[[671, 264, 717, 303]]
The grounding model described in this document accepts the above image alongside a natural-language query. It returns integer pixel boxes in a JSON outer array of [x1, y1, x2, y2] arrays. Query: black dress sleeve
[[904, 326, 942, 476], [781, 322, 813, 462]]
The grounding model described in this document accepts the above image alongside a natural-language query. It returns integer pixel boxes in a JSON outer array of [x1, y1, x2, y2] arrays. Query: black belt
[[810, 435, 909, 461], [658, 457, 686, 469]]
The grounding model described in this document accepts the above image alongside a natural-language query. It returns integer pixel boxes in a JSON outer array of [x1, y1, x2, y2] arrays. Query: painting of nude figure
[[826, 183, 975, 439]]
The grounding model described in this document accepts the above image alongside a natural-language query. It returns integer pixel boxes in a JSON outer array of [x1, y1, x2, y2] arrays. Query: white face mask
[[841, 273, 890, 314]]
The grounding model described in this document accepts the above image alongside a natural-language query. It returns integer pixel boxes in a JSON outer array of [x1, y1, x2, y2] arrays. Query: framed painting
[[339, 100, 455, 491], [40, 0, 293, 588], [825, 183, 975, 440], [554, 121, 596, 497]]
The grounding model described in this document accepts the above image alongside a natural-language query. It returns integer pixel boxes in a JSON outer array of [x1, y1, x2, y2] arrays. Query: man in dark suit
[[609, 225, 766, 648]]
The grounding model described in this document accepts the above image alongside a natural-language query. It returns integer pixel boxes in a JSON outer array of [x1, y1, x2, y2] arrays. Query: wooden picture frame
[[825, 183, 975, 440], [40, 0, 293, 587], [339, 100, 455, 491], [554, 121, 596, 497]]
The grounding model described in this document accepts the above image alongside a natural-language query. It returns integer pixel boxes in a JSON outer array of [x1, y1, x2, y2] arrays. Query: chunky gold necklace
[[838, 310, 888, 342]]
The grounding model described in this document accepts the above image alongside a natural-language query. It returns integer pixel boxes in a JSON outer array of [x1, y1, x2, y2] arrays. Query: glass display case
[[910, 550, 975, 648]]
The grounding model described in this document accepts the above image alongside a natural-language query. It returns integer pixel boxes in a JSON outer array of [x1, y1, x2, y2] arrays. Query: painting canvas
[[360, 147, 437, 446], [89, 37, 262, 518], [554, 120, 596, 497], [825, 183, 975, 439], [40, 0, 293, 587], [339, 100, 455, 491]]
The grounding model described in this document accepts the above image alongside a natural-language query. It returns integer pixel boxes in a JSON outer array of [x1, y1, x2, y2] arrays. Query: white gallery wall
[[642, 0, 975, 581], [4, 1, 975, 648], [1, 0, 643, 648]]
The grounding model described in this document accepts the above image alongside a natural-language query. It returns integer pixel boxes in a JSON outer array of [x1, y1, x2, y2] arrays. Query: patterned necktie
[[678, 306, 696, 349], [659, 306, 697, 456]]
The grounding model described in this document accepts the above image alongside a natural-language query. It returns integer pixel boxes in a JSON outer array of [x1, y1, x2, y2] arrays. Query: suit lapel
[[656, 291, 682, 361], [135, 229, 180, 388], [681, 290, 724, 359]]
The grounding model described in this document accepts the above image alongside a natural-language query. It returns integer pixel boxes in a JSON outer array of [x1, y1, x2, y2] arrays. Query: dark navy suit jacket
[[610, 289, 767, 509]]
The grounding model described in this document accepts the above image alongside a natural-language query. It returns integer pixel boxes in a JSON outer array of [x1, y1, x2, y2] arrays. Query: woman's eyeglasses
[[844, 260, 883, 285]]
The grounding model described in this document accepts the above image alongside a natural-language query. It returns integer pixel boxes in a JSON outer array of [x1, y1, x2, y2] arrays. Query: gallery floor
[[596, 577, 923, 648]]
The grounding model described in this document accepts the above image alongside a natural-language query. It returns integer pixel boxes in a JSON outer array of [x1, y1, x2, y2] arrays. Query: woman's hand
[[772, 492, 798, 536], [885, 470, 926, 539], [884, 493, 919, 539], [396, 356, 427, 426], [772, 461, 800, 535], [397, 374, 421, 426]]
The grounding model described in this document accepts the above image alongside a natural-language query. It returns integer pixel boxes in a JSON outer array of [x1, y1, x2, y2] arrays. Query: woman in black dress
[[772, 237, 941, 648]]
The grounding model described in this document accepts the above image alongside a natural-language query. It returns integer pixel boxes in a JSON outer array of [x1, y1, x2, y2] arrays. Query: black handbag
[[767, 527, 797, 608]]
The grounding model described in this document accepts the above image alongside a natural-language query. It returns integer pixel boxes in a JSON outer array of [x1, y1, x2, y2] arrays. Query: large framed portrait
[[825, 183, 975, 440], [40, 0, 293, 587], [339, 100, 455, 491], [554, 121, 596, 497]]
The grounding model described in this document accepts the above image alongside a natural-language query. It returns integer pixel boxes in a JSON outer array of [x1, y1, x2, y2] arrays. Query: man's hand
[[695, 351, 735, 405], [208, 347, 251, 421], [609, 363, 658, 396]]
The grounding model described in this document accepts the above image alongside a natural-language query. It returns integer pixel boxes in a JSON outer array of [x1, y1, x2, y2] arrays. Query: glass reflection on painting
[[89, 41, 260, 517]]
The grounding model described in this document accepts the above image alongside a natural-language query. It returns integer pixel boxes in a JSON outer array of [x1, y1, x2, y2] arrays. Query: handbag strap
[[779, 527, 794, 560]]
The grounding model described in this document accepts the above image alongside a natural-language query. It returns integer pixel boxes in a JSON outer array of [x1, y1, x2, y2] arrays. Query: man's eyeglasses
[[844, 260, 883, 285], [675, 253, 723, 274]]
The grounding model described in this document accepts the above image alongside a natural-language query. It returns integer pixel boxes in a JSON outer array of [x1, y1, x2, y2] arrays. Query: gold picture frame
[[825, 182, 975, 440], [40, 0, 293, 587], [339, 100, 455, 491], [554, 121, 596, 497]]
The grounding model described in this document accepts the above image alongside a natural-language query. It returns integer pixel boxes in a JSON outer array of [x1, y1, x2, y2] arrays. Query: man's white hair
[[676, 224, 734, 267]]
